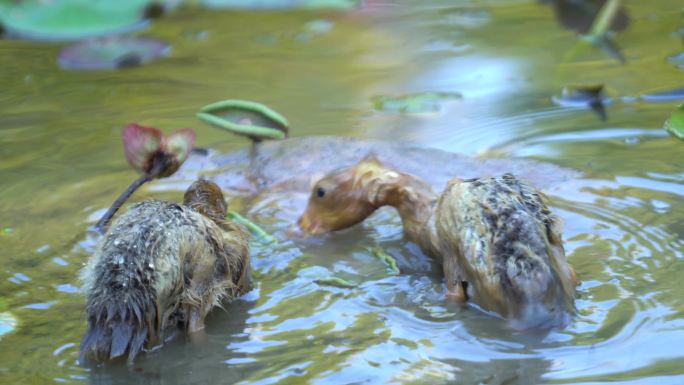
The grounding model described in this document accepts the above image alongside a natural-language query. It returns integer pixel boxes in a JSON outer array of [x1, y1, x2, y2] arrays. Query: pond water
[[1, 1, 684, 384]]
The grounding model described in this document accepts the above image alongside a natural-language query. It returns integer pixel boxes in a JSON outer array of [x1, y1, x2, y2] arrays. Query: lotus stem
[[372, 247, 400, 275], [314, 277, 357, 289], [589, 0, 620, 37], [227, 211, 275, 242], [94, 159, 166, 233], [95, 173, 152, 233]]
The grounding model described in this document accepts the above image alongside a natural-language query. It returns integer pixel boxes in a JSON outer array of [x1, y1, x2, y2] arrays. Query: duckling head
[[299, 155, 390, 234], [183, 178, 228, 223]]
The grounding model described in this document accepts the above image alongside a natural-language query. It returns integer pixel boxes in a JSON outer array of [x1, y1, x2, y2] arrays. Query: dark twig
[[94, 157, 167, 233]]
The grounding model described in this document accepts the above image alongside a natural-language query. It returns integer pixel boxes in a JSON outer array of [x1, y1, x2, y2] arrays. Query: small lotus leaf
[[0, 0, 152, 41], [372, 92, 462, 114], [201, 0, 359, 10], [664, 103, 684, 141], [123, 124, 163, 173], [163, 128, 196, 169], [197, 100, 289, 141], [59, 36, 170, 71]]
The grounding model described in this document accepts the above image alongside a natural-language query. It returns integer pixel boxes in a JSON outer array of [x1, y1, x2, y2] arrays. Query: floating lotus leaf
[[200, 0, 359, 10], [371, 247, 399, 275], [0, 0, 154, 41], [197, 100, 289, 141], [58, 36, 170, 70], [664, 103, 684, 141], [372, 92, 462, 114]]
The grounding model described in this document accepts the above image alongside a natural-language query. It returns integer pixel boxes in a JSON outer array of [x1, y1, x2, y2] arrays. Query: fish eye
[[316, 187, 326, 198]]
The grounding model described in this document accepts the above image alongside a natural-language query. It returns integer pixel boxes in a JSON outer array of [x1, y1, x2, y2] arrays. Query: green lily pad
[[200, 0, 359, 10], [0, 311, 18, 340], [664, 103, 684, 140], [197, 100, 289, 141], [58, 36, 170, 70], [0, 0, 153, 41], [371, 92, 462, 114]]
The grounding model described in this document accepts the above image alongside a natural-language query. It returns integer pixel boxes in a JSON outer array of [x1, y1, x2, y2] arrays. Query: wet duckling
[[299, 156, 577, 328], [80, 179, 250, 363]]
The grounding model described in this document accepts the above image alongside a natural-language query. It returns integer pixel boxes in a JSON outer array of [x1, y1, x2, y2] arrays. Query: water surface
[[1, 1, 684, 384]]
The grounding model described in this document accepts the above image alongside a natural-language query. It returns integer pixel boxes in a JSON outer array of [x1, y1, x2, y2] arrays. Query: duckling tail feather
[[80, 287, 157, 364]]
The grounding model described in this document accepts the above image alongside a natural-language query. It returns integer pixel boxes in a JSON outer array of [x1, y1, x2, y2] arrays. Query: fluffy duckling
[[80, 179, 250, 363], [299, 156, 577, 328]]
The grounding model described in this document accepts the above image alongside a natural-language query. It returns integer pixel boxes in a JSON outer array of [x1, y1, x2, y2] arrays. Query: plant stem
[[227, 211, 275, 243], [590, 0, 620, 37], [94, 159, 166, 234], [95, 173, 152, 233], [372, 247, 400, 275]]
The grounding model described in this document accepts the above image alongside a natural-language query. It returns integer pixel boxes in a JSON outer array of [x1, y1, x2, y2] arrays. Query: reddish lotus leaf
[[160, 128, 196, 177], [163, 128, 195, 163], [122, 123, 163, 173]]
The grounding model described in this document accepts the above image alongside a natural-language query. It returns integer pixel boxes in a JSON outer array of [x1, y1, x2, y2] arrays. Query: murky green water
[[1, 1, 684, 384]]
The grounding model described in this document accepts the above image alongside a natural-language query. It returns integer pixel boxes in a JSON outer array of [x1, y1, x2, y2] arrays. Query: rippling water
[[1, 1, 684, 384]]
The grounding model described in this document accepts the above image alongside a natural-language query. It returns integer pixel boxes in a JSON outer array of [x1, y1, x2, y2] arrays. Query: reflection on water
[[1, 1, 684, 384]]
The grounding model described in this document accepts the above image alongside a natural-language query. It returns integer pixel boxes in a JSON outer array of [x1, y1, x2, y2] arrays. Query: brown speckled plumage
[[436, 174, 576, 328], [80, 179, 250, 363], [299, 157, 577, 328]]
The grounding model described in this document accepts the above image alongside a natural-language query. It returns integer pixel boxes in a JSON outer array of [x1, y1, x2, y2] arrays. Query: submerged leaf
[[0, 0, 151, 41], [58, 36, 170, 71], [664, 104, 684, 140], [372, 92, 462, 114], [197, 100, 289, 141]]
